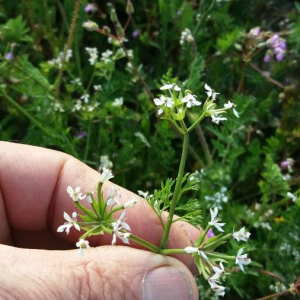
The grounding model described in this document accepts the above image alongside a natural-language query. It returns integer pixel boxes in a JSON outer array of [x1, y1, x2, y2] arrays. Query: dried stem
[[54, 0, 82, 95]]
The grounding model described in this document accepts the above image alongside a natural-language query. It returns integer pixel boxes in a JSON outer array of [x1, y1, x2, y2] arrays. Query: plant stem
[[54, 0, 82, 95], [194, 123, 212, 167], [84, 120, 92, 161], [160, 248, 187, 255], [187, 112, 206, 133], [160, 133, 189, 249], [195, 225, 210, 247]]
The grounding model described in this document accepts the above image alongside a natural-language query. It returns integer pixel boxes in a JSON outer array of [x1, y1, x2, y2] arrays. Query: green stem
[[187, 112, 206, 133], [194, 123, 212, 167], [160, 248, 187, 255], [195, 224, 211, 247], [160, 133, 189, 249], [84, 120, 92, 160]]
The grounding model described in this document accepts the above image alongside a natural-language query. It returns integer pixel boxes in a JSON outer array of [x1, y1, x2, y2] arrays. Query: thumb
[[1, 244, 199, 300]]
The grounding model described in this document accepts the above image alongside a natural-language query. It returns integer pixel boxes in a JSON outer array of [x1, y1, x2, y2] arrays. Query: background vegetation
[[0, 0, 299, 298]]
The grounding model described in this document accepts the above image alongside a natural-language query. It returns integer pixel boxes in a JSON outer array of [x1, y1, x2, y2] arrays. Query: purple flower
[[249, 27, 261, 37], [84, 3, 98, 13], [5, 52, 14, 60], [76, 131, 87, 139], [132, 30, 139, 38], [276, 52, 285, 61], [264, 53, 272, 63], [280, 160, 290, 170], [268, 34, 279, 45], [207, 228, 215, 238]]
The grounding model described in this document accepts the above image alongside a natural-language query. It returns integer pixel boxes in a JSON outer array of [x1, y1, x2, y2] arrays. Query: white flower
[[212, 262, 225, 276], [94, 84, 102, 91], [182, 94, 201, 108], [208, 207, 225, 232], [154, 95, 174, 108], [106, 187, 122, 206], [85, 47, 98, 65], [233, 227, 251, 242], [204, 83, 220, 100], [184, 247, 208, 260], [174, 85, 181, 91], [112, 97, 124, 107], [100, 167, 114, 183], [180, 28, 194, 45], [224, 101, 239, 118], [208, 276, 226, 297], [123, 198, 138, 208], [137, 190, 149, 198], [111, 211, 131, 245], [287, 192, 296, 202], [235, 248, 251, 272], [101, 49, 113, 63], [57, 212, 80, 234], [81, 94, 90, 103], [160, 83, 174, 90], [211, 114, 227, 125], [76, 239, 90, 256], [67, 186, 86, 202]]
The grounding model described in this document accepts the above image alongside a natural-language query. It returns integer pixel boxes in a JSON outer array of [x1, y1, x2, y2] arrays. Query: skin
[[0, 142, 200, 300]]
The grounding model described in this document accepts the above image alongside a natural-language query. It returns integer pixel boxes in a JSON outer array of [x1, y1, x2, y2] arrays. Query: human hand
[[0, 142, 199, 300]]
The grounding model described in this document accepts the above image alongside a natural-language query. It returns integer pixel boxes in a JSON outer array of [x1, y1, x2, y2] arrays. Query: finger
[[0, 142, 199, 270], [0, 244, 199, 300]]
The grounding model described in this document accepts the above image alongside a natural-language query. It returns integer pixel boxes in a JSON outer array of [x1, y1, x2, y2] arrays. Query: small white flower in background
[[287, 192, 296, 202], [99, 167, 114, 183], [224, 101, 239, 118], [233, 227, 251, 242], [112, 97, 124, 107], [73, 99, 83, 112], [81, 94, 90, 103], [101, 49, 113, 63], [184, 247, 208, 260], [180, 28, 194, 45], [212, 262, 225, 276], [71, 78, 82, 86], [209, 207, 225, 232], [76, 239, 90, 256], [182, 93, 201, 108], [111, 211, 131, 245], [160, 83, 174, 90], [100, 155, 113, 169], [204, 83, 220, 100], [85, 47, 98, 65], [134, 132, 151, 148], [57, 212, 80, 234], [94, 84, 102, 91], [211, 114, 227, 125], [235, 248, 251, 272], [67, 186, 86, 202], [138, 190, 149, 198], [123, 198, 138, 208]]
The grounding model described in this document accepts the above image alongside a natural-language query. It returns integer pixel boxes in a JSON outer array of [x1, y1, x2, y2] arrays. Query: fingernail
[[143, 267, 194, 300]]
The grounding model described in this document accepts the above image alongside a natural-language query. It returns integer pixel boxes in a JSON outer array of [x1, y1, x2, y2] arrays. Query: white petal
[[184, 247, 198, 254], [199, 251, 208, 260], [233, 108, 239, 118], [154, 98, 164, 106], [158, 108, 163, 115], [238, 262, 245, 272], [63, 212, 72, 222], [214, 225, 225, 232], [210, 207, 218, 222], [74, 223, 81, 231], [204, 83, 212, 91], [57, 224, 67, 232], [67, 186, 74, 195]]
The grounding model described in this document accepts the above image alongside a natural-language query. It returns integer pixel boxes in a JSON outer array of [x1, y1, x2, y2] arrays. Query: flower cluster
[[48, 49, 73, 69], [57, 167, 138, 256], [85, 47, 98, 65], [180, 28, 194, 45], [184, 207, 251, 297], [264, 34, 287, 62]]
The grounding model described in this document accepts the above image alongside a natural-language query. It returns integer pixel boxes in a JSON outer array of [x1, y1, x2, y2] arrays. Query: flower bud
[[83, 21, 99, 32], [126, 0, 135, 15], [103, 26, 111, 35], [110, 9, 118, 22], [123, 198, 138, 208]]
